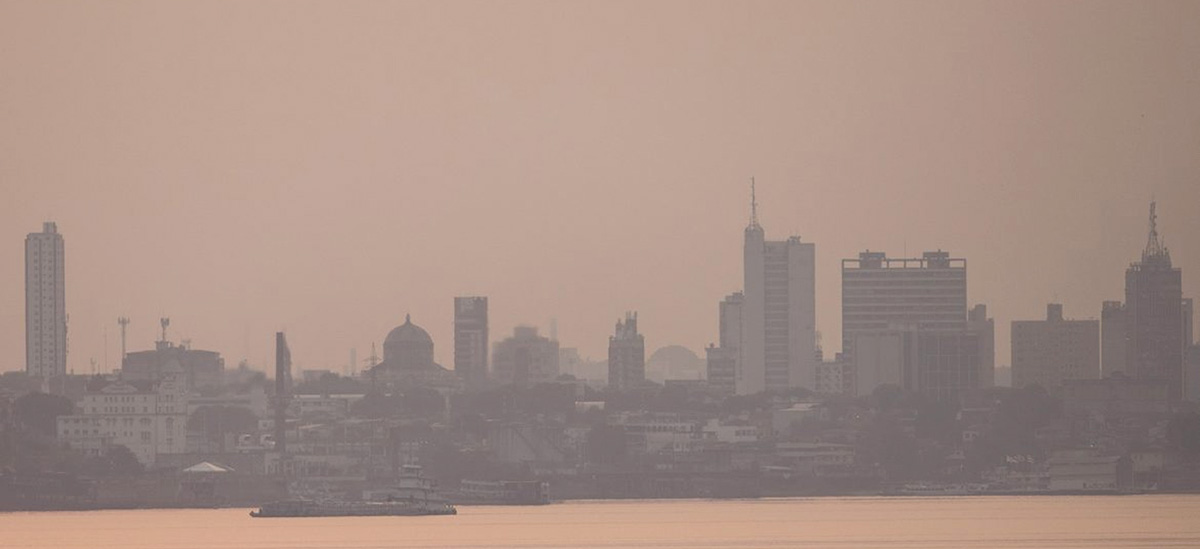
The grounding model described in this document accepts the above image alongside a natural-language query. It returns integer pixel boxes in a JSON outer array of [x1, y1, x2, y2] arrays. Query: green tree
[[13, 392, 75, 437]]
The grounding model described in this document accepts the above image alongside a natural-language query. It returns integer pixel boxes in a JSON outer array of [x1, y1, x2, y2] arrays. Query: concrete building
[[57, 378, 189, 466], [1011, 304, 1100, 391], [453, 296, 489, 392], [1184, 297, 1194, 352], [850, 326, 918, 397], [492, 326, 560, 387], [121, 339, 225, 392], [706, 292, 743, 394], [608, 312, 646, 391], [842, 250, 991, 400], [1124, 203, 1183, 399], [1101, 301, 1128, 377], [25, 221, 66, 379], [1186, 345, 1200, 402], [740, 188, 816, 395]]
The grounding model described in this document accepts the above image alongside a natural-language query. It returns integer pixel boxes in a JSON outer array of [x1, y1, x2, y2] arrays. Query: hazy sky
[[2, 1, 1198, 375]]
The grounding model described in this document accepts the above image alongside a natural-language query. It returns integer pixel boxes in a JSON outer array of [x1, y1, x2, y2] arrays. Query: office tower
[[25, 221, 66, 378], [454, 296, 489, 392], [607, 312, 645, 391], [1011, 304, 1100, 390], [740, 184, 816, 394], [492, 326, 560, 387], [1101, 301, 1128, 377], [842, 250, 988, 401], [1124, 202, 1183, 399], [1184, 297, 1194, 351], [706, 292, 743, 394]]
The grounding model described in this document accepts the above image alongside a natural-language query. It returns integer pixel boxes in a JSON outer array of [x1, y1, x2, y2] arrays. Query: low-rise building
[[57, 378, 188, 466]]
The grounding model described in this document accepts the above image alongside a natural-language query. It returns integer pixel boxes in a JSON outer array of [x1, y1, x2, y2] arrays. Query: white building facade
[[57, 379, 189, 466], [26, 222, 66, 378]]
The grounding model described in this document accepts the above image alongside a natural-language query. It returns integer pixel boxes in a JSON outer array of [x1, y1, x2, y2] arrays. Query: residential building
[[454, 296, 489, 392], [607, 312, 645, 391], [741, 188, 816, 394], [1124, 202, 1183, 399], [492, 326, 560, 387], [25, 221, 66, 379], [1011, 304, 1100, 390]]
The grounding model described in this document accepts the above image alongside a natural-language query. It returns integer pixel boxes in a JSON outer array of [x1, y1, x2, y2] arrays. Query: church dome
[[383, 315, 434, 368]]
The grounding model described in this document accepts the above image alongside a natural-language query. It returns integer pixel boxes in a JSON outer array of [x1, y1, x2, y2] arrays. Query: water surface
[[5, 495, 1199, 548]]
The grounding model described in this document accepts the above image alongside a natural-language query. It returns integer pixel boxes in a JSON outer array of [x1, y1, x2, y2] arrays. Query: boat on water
[[893, 483, 989, 496], [250, 498, 456, 517], [449, 480, 551, 505], [251, 465, 456, 518]]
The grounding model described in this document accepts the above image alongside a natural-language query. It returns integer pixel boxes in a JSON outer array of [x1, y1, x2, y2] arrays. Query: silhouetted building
[[851, 326, 918, 397], [1101, 301, 1128, 377], [368, 315, 461, 391], [25, 221, 66, 378], [1186, 345, 1200, 402], [608, 312, 645, 391], [969, 304, 996, 387], [706, 292, 743, 394], [492, 326, 559, 387], [1011, 304, 1100, 391], [741, 185, 816, 394], [454, 297, 489, 392], [121, 339, 225, 391], [1124, 202, 1183, 399], [1184, 297, 1194, 351], [57, 378, 188, 466]]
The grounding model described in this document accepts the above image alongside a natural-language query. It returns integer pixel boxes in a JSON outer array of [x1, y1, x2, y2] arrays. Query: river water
[[4, 495, 1199, 548]]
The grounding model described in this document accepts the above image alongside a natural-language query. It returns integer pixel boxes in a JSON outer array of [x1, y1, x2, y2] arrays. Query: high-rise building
[[706, 292, 743, 394], [454, 296, 489, 392], [26, 221, 66, 379], [1101, 301, 1128, 377], [740, 185, 816, 394], [1124, 202, 1183, 399], [607, 312, 645, 391], [1011, 304, 1100, 391], [1183, 297, 1194, 351], [492, 326, 560, 387], [842, 250, 989, 400]]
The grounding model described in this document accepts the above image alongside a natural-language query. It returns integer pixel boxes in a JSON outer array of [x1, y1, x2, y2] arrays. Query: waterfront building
[[454, 296, 489, 392], [25, 221, 66, 379], [492, 326, 560, 387], [1124, 202, 1183, 399], [1011, 304, 1100, 391], [57, 378, 189, 466], [740, 187, 817, 394]]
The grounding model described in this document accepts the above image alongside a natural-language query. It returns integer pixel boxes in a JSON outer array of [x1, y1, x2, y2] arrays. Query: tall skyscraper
[[454, 296, 489, 392], [1101, 301, 1128, 377], [740, 183, 816, 395], [1183, 297, 1194, 351], [842, 250, 991, 400], [1011, 304, 1100, 390], [492, 326, 559, 387], [607, 312, 645, 391], [25, 221, 66, 378], [1124, 202, 1183, 399]]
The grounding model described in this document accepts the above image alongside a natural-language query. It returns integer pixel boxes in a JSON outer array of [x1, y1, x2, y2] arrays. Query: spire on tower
[[1142, 201, 1171, 265], [748, 177, 762, 230]]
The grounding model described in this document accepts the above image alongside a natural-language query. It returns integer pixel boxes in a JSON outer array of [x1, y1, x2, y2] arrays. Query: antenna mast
[[749, 177, 760, 228], [117, 317, 130, 364]]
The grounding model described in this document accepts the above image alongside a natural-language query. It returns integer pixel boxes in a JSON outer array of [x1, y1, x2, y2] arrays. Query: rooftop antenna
[[159, 317, 170, 343], [749, 177, 761, 229], [117, 317, 130, 364], [366, 342, 380, 368]]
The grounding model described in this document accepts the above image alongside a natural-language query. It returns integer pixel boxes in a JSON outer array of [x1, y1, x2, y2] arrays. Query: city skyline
[[2, 2, 1199, 374]]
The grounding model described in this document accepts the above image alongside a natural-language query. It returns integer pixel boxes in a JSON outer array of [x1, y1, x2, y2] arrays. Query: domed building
[[368, 315, 461, 392]]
